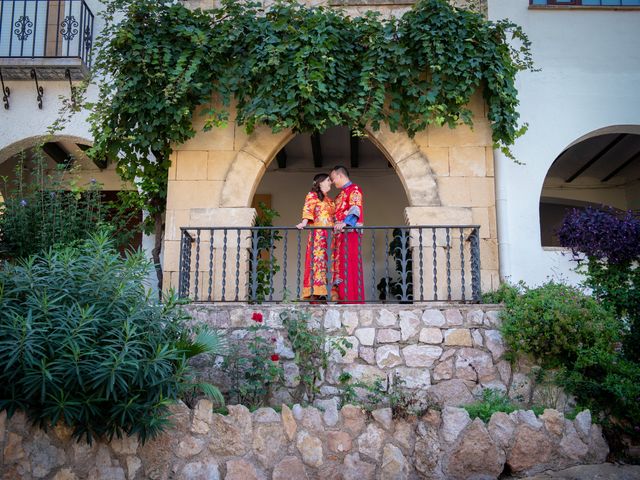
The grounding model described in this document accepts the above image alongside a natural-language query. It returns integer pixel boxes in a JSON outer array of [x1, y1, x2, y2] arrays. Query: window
[[531, 0, 640, 5]]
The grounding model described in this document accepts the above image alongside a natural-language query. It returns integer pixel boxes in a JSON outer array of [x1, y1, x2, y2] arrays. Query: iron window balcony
[[0, 0, 94, 81]]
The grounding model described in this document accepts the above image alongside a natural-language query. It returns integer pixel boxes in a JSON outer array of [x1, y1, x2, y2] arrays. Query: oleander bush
[[0, 232, 224, 443]]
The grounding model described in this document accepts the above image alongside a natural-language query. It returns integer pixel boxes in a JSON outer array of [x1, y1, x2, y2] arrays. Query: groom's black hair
[[331, 165, 350, 179]]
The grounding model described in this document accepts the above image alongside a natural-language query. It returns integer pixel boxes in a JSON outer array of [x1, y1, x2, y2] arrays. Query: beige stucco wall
[[163, 89, 499, 297]]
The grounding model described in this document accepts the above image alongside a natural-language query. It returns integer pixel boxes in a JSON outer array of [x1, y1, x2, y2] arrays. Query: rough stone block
[[376, 345, 403, 369], [399, 310, 421, 341], [441, 406, 471, 443], [358, 424, 386, 462], [422, 309, 446, 327], [377, 309, 398, 327], [377, 329, 401, 343], [419, 327, 443, 344], [394, 367, 431, 389], [402, 345, 442, 367], [328, 431, 353, 453], [355, 328, 376, 346], [296, 431, 324, 467], [444, 328, 472, 347]]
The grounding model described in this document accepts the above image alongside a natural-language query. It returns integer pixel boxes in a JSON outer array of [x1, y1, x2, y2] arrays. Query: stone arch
[[0, 134, 93, 165], [219, 124, 441, 209], [0, 134, 129, 194]]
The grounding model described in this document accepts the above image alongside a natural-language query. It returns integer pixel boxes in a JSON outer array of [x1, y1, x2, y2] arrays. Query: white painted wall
[[0, 0, 105, 155], [489, 0, 640, 287]]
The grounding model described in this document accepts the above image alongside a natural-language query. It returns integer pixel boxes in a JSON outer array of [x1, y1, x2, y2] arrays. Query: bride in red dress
[[296, 174, 334, 301]]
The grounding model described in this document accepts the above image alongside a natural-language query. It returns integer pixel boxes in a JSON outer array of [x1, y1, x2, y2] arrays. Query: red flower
[[252, 312, 263, 323], [271, 337, 277, 343], [271, 354, 280, 362]]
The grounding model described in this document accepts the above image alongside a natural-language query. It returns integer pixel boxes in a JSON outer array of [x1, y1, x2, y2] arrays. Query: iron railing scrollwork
[[178, 225, 483, 304], [0, 0, 95, 67]]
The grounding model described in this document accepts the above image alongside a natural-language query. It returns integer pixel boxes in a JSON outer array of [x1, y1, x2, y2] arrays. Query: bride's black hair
[[311, 173, 329, 201]]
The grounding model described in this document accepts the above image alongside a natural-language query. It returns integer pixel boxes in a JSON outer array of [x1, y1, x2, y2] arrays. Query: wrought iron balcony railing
[[178, 225, 482, 304], [0, 0, 94, 80]]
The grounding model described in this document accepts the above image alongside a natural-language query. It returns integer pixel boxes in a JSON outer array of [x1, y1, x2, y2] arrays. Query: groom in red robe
[[330, 166, 365, 303]]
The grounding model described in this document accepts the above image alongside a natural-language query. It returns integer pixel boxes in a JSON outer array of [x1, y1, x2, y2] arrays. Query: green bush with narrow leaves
[[0, 152, 106, 260], [0, 232, 224, 443]]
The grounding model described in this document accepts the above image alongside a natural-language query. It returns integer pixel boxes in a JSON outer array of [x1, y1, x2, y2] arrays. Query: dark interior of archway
[[272, 126, 392, 171], [546, 133, 640, 184]]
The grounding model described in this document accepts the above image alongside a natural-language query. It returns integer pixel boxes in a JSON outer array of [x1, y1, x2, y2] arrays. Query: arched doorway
[[540, 126, 640, 247]]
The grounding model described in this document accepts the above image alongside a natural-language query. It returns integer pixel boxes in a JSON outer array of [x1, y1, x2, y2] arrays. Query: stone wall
[[187, 305, 535, 408], [0, 400, 608, 479], [0, 305, 611, 479]]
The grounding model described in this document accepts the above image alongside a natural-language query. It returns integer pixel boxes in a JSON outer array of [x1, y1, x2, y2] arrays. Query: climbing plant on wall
[[78, 0, 535, 288]]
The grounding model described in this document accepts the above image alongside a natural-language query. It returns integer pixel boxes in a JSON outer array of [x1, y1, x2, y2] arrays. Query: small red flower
[[271, 337, 277, 343], [270, 354, 280, 362], [252, 312, 263, 323]]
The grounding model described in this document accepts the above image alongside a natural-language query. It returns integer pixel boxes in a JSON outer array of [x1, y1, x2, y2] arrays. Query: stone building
[[0, 0, 638, 297]]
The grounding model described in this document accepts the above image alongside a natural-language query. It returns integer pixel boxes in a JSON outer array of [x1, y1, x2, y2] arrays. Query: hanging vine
[[76, 0, 535, 289]]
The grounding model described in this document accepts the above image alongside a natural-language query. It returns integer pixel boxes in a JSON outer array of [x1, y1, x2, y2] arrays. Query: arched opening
[[540, 126, 640, 247], [0, 136, 143, 251], [254, 126, 409, 227], [252, 126, 411, 300]]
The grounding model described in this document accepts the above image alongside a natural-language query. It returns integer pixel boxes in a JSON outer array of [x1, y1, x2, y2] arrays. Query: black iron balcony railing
[[0, 0, 94, 69], [178, 226, 482, 304]]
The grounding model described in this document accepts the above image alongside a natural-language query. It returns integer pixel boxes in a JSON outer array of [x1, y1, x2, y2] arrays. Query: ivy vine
[[78, 0, 534, 288]]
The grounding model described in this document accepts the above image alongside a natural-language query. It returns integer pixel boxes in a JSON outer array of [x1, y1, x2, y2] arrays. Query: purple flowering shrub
[[557, 207, 640, 265], [558, 206, 640, 363]]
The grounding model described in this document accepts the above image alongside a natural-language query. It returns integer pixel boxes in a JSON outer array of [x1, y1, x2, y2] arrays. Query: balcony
[[0, 0, 94, 81], [178, 225, 482, 304]]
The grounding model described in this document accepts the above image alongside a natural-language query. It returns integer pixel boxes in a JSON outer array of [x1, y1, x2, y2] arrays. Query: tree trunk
[[151, 210, 164, 298]]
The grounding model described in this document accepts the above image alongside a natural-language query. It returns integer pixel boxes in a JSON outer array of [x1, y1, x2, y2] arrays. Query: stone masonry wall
[[0, 400, 608, 479], [187, 305, 532, 408], [0, 305, 611, 479]]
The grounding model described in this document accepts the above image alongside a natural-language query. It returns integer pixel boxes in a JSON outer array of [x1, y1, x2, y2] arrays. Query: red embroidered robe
[[301, 192, 334, 298], [332, 183, 365, 303]]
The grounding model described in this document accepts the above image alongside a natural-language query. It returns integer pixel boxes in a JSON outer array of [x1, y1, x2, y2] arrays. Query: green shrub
[[281, 309, 351, 404], [464, 389, 517, 422], [0, 232, 223, 443], [481, 282, 521, 304], [499, 281, 640, 445], [222, 311, 284, 408], [500, 282, 620, 368]]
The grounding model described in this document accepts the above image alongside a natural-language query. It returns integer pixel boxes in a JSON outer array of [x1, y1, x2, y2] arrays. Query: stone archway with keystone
[[162, 93, 499, 295]]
